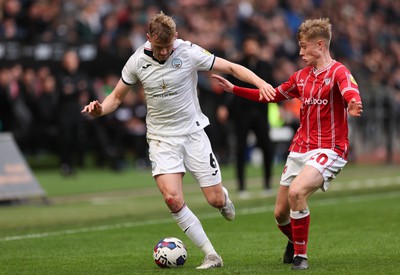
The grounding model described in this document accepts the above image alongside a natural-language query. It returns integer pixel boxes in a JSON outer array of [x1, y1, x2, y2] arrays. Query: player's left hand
[[348, 98, 363, 117], [257, 82, 276, 102]]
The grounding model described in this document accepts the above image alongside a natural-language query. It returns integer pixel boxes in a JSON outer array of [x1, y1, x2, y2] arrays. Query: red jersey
[[233, 61, 361, 160]]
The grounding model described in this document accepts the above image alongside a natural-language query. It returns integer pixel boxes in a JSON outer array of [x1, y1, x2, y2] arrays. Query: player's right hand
[[211, 74, 234, 93], [81, 100, 103, 117]]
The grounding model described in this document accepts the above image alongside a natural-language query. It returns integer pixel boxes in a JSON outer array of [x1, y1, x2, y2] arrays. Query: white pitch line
[[1, 190, 399, 242]]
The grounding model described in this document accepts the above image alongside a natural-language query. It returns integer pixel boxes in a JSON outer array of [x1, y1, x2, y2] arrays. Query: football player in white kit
[[82, 11, 276, 269]]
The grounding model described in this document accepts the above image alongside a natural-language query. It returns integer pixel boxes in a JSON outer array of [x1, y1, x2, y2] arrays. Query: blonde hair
[[297, 18, 332, 47], [148, 11, 176, 43]]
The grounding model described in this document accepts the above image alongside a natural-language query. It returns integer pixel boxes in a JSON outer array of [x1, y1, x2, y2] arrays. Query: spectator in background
[[0, 0, 25, 40], [107, 84, 149, 170], [35, 73, 59, 152], [127, 84, 148, 169], [55, 50, 95, 176], [198, 71, 233, 165], [0, 65, 33, 150], [76, 2, 102, 42], [272, 57, 301, 132], [0, 17, 25, 40], [272, 57, 301, 161], [227, 37, 275, 198]]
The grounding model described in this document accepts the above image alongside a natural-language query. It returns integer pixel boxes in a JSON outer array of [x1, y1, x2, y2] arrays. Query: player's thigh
[[290, 165, 324, 197], [184, 130, 221, 187], [155, 173, 185, 210], [155, 173, 184, 196], [305, 149, 347, 191]]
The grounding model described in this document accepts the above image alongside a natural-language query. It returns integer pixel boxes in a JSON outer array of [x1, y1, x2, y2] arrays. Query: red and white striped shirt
[[233, 60, 361, 160]]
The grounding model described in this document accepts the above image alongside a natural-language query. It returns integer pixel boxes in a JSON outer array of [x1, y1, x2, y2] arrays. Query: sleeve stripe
[[121, 77, 134, 86], [342, 87, 359, 95], [278, 85, 295, 99], [209, 56, 216, 71]]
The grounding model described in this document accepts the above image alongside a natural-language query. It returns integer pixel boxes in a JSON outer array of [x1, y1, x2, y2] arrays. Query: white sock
[[290, 207, 310, 219], [172, 205, 216, 255]]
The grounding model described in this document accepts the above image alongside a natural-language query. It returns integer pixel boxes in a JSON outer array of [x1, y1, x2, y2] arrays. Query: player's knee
[[208, 193, 225, 209], [274, 209, 287, 222], [288, 188, 306, 204], [213, 197, 225, 209], [164, 195, 184, 213]]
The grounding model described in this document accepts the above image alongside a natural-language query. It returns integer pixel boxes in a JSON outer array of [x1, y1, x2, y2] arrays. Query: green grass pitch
[[0, 163, 399, 274]]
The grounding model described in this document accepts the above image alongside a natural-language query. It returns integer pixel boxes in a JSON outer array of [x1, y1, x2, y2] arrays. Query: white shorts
[[147, 130, 221, 187], [280, 149, 347, 191]]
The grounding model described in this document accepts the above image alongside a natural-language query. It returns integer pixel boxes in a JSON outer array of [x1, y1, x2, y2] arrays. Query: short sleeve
[[121, 54, 138, 85], [187, 43, 215, 71]]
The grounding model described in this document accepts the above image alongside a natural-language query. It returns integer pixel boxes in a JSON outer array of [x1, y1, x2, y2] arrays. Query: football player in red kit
[[212, 18, 363, 270]]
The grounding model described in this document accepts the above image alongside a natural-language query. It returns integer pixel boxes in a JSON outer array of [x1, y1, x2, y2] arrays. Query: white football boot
[[196, 254, 223, 269], [220, 187, 236, 221]]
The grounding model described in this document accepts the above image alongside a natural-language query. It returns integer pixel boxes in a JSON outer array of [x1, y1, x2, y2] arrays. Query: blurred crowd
[[1, 0, 400, 175]]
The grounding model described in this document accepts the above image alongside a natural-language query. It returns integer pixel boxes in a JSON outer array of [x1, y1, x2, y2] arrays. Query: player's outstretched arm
[[81, 79, 131, 117], [212, 57, 276, 101], [212, 73, 270, 103], [348, 98, 363, 117]]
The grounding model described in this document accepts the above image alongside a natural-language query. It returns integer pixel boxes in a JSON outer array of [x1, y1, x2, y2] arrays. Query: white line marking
[[1, 191, 399, 242]]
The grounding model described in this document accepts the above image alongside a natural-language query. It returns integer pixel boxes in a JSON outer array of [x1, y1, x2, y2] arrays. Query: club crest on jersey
[[172, 58, 182, 68], [324, 78, 331, 85]]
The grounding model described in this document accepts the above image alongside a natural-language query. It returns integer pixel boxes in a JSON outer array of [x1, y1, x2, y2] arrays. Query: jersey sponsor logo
[[142, 64, 152, 69], [153, 78, 177, 97], [349, 74, 358, 86], [159, 79, 168, 91], [304, 97, 329, 105], [153, 92, 177, 98], [172, 58, 182, 68]]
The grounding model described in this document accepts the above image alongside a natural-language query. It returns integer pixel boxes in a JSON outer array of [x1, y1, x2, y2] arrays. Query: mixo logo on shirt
[[304, 97, 329, 105]]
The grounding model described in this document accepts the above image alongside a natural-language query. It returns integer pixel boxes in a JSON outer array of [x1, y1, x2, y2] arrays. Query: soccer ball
[[153, 237, 188, 268]]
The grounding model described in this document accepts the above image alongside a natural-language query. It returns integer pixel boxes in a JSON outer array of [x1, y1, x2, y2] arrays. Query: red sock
[[277, 222, 293, 242], [291, 214, 310, 256]]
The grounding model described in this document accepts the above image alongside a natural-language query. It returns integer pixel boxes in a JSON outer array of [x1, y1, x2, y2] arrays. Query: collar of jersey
[[143, 39, 183, 64], [313, 59, 336, 75]]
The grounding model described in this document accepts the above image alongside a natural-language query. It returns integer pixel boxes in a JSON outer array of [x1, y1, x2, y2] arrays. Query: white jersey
[[121, 39, 215, 137]]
